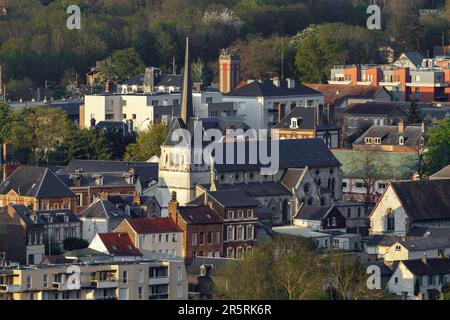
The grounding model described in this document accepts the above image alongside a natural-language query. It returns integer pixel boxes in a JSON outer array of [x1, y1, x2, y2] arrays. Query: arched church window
[[386, 208, 395, 231]]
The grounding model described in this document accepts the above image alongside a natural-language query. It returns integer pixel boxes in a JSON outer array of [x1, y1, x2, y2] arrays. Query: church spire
[[181, 37, 193, 124]]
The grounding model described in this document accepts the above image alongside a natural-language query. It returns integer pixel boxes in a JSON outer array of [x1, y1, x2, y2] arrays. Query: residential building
[[0, 259, 187, 300], [168, 193, 223, 263], [370, 180, 450, 235], [342, 102, 408, 143], [36, 209, 82, 246], [79, 197, 128, 242], [304, 83, 392, 109], [384, 238, 450, 262], [334, 201, 369, 235], [293, 206, 346, 231], [222, 78, 324, 129], [205, 190, 258, 259], [114, 217, 183, 261], [107, 193, 161, 218], [0, 205, 45, 265], [118, 67, 183, 94], [272, 105, 341, 149], [88, 233, 142, 261], [353, 121, 425, 152], [0, 166, 77, 213], [387, 257, 450, 300], [58, 159, 158, 211], [333, 150, 420, 204]]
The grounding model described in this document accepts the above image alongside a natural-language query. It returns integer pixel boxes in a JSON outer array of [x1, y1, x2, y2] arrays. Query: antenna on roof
[[281, 36, 284, 80]]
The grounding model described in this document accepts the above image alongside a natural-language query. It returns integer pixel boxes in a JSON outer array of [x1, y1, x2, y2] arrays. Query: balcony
[[0, 284, 20, 293], [149, 293, 169, 300], [90, 279, 119, 289], [149, 277, 169, 285], [95, 295, 118, 300], [52, 282, 73, 291]]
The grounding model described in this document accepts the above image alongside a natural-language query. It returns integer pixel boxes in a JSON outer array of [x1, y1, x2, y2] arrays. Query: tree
[[101, 48, 145, 81], [10, 106, 70, 164], [124, 123, 168, 161], [0, 101, 12, 144], [424, 118, 450, 176], [44, 234, 63, 256], [63, 237, 89, 251], [293, 26, 341, 83], [191, 58, 205, 83]]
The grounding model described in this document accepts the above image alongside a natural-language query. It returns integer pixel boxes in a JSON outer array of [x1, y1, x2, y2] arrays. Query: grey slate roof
[[402, 258, 450, 276], [399, 238, 450, 251], [226, 80, 322, 97], [124, 73, 183, 89], [273, 107, 339, 130], [95, 121, 129, 132], [214, 138, 341, 172], [58, 172, 138, 188], [36, 210, 81, 224], [354, 125, 423, 147], [391, 179, 450, 222], [0, 166, 75, 198], [407, 227, 450, 238], [400, 52, 425, 68], [79, 198, 127, 219], [295, 206, 331, 221], [208, 190, 260, 208], [214, 182, 291, 197], [345, 102, 408, 116], [177, 206, 223, 225]]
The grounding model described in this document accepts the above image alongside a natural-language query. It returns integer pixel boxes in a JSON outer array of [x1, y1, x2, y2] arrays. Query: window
[[227, 226, 234, 241], [132, 114, 137, 120], [365, 137, 373, 144], [342, 182, 348, 188], [399, 136, 404, 145], [207, 232, 213, 244], [165, 234, 169, 242], [214, 231, 220, 244], [395, 245, 401, 251], [236, 247, 244, 259], [236, 225, 244, 240], [199, 232, 205, 245], [122, 271, 128, 284], [428, 275, 436, 285], [172, 233, 177, 242], [347, 208, 351, 218], [227, 211, 234, 220], [43, 274, 48, 288], [158, 234, 162, 243], [152, 235, 156, 243], [192, 233, 198, 246], [386, 209, 395, 231], [206, 97, 213, 103], [123, 114, 127, 119], [331, 217, 337, 227], [26, 276, 32, 289], [76, 194, 83, 207], [439, 249, 444, 257], [395, 277, 398, 284], [227, 247, 234, 258], [151, 100, 159, 106], [246, 225, 254, 240], [237, 210, 244, 219], [356, 182, 364, 189], [357, 207, 362, 218], [290, 118, 298, 129], [378, 183, 386, 190], [138, 287, 143, 300], [246, 210, 253, 219], [173, 99, 179, 105]]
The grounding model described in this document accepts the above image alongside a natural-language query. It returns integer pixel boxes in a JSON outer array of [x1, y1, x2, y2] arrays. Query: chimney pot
[[399, 120, 405, 133]]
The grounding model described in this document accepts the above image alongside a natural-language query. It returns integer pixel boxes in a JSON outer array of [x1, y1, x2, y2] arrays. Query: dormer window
[[365, 137, 373, 144], [290, 118, 298, 129], [93, 175, 103, 186], [64, 215, 69, 223], [399, 136, 404, 146]]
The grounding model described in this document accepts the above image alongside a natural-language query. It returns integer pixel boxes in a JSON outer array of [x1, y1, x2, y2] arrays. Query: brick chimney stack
[[168, 192, 179, 225], [133, 191, 141, 206], [278, 103, 286, 122], [100, 192, 109, 201], [315, 104, 323, 127]]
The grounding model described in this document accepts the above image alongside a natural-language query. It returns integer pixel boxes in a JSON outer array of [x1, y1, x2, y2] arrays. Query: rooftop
[[125, 217, 182, 234], [207, 190, 259, 208], [226, 79, 322, 98]]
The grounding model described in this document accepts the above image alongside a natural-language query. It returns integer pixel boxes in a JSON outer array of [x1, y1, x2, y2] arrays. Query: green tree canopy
[[124, 123, 168, 161], [425, 118, 450, 176]]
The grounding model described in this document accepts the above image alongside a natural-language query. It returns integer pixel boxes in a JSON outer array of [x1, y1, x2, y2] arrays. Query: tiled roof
[[177, 206, 223, 225], [0, 166, 75, 198], [345, 102, 408, 116], [226, 80, 322, 97], [402, 258, 450, 276], [207, 190, 259, 208], [126, 217, 182, 234], [407, 227, 450, 238], [391, 180, 450, 222], [304, 84, 386, 105], [273, 107, 339, 130], [214, 182, 291, 197], [79, 198, 127, 219], [353, 125, 424, 147], [214, 138, 341, 172], [399, 238, 450, 252], [97, 233, 142, 257]]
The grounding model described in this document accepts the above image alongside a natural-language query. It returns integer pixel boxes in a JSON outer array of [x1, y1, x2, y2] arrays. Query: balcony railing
[[90, 279, 119, 289], [0, 284, 20, 293], [52, 282, 72, 291], [149, 293, 168, 300]]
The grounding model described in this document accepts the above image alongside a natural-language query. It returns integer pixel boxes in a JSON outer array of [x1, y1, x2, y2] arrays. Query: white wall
[[137, 232, 183, 261]]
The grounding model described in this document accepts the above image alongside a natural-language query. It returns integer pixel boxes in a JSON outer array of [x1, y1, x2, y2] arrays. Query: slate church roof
[[226, 80, 322, 97]]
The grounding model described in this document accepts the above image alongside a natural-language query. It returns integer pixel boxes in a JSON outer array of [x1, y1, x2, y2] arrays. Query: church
[[150, 38, 343, 226]]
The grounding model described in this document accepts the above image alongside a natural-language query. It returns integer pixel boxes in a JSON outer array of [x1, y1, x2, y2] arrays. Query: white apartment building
[[0, 259, 188, 300]]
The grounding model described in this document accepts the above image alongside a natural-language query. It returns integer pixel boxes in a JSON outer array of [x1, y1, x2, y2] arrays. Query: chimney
[[315, 104, 323, 126], [278, 103, 286, 122], [168, 191, 179, 224], [100, 192, 109, 201], [90, 118, 96, 128], [133, 191, 141, 206], [399, 120, 405, 134]]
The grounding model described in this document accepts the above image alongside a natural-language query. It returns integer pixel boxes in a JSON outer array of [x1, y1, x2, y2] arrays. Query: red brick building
[[168, 193, 223, 264]]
